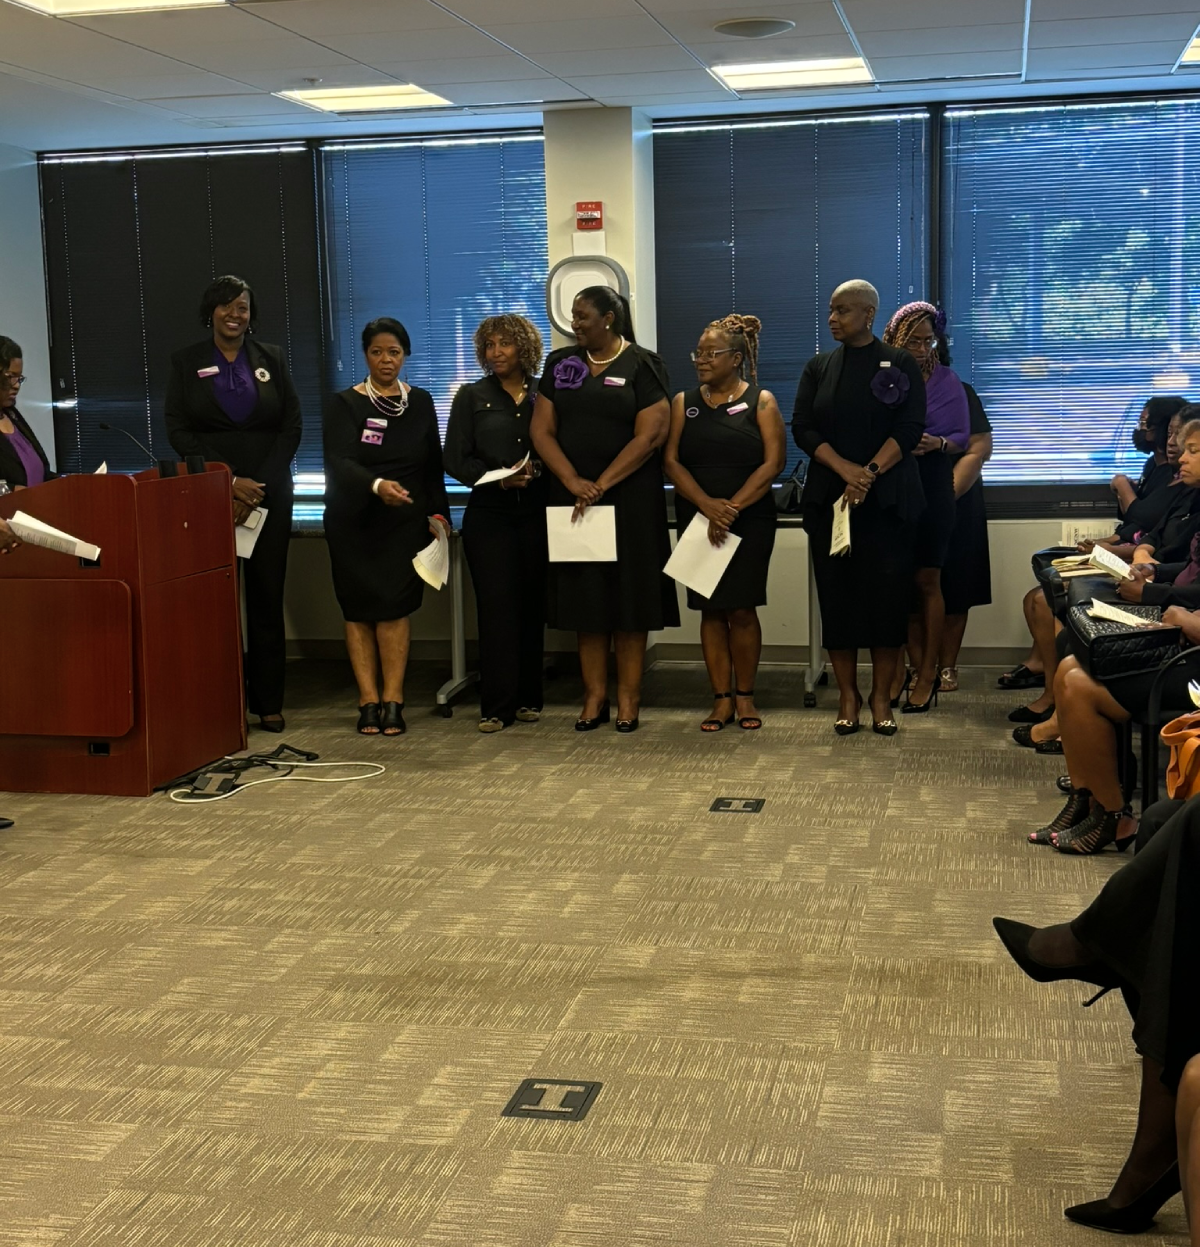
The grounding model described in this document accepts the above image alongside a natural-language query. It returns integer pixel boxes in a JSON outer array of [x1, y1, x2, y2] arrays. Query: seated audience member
[[998, 398, 1187, 691], [1010, 408, 1193, 743], [0, 338, 54, 490], [0, 515, 16, 828], [994, 795, 1200, 1236]]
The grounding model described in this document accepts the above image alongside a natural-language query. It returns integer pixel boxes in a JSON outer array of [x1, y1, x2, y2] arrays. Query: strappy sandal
[[1053, 805, 1121, 854], [701, 692, 735, 732], [380, 701, 406, 736], [939, 666, 959, 692], [357, 702, 381, 735], [1028, 788, 1090, 844], [735, 688, 762, 730]]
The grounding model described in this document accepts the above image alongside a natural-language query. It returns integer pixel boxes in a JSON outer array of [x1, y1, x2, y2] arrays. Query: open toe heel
[[380, 701, 406, 736]]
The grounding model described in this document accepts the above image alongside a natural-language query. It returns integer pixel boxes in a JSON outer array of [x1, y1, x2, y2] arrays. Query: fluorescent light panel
[[277, 84, 452, 113], [1182, 34, 1200, 64], [8, 0, 224, 13], [711, 56, 873, 90]]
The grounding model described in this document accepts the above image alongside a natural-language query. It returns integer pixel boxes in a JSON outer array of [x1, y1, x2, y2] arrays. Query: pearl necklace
[[586, 337, 627, 367], [365, 375, 408, 418]]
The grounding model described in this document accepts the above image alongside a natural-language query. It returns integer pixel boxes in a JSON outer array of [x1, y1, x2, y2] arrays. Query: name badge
[[726, 401, 749, 415], [879, 361, 893, 369], [361, 430, 384, 445], [197, 366, 219, 378], [603, 376, 626, 387], [366, 417, 387, 429]]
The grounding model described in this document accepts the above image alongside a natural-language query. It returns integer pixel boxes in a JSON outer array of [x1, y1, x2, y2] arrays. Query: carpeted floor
[[0, 661, 1182, 1246]]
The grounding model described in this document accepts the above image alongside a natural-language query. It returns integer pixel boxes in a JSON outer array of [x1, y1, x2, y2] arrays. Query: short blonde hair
[[473, 314, 544, 379]]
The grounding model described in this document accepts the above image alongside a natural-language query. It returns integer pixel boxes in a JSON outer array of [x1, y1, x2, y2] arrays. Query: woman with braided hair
[[665, 314, 786, 730], [881, 302, 970, 713]]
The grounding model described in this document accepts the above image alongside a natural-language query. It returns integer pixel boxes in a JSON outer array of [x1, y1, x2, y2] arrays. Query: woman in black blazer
[[792, 279, 926, 737], [165, 276, 302, 732], [0, 337, 55, 490]]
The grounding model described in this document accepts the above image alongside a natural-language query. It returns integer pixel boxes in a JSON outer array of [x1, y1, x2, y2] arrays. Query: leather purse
[[776, 457, 807, 514], [1033, 547, 1080, 619], [1161, 711, 1200, 800], [1065, 602, 1182, 679]]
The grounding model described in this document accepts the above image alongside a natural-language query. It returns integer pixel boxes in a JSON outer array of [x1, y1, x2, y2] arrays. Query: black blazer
[[791, 339, 926, 522], [0, 406, 55, 488], [164, 338, 302, 499]]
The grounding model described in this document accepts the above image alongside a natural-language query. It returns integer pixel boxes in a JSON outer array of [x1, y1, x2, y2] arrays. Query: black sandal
[[1028, 788, 1090, 845], [357, 702, 381, 735], [701, 692, 735, 732], [997, 664, 1045, 690], [380, 701, 406, 736], [735, 688, 762, 730], [1053, 805, 1121, 854]]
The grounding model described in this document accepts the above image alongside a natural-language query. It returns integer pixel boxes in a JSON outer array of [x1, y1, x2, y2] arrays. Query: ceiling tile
[[482, 17, 676, 54], [1034, 0, 1199, 18], [440, 0, 647, 21], [689, 32, 860, 61], [365, 55, 556, 86], [140, 92, 309, 118], [1029, 15, 1198, 49], [431, 79, 588, 105], [308, 26, 509, 61], [654, 1, 848, 42], [532, 46, 700, 76], [238, 0, 467, 36], [1026, 41, 1185, 71], [840, 0, 1025, 33], [856, 23, 1022, 56], [868, 49, 1022, 79], [565, 69, 721, 95]]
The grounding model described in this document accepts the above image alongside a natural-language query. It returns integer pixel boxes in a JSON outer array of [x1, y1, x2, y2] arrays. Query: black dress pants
[[243, 491, 292, 717], [462, 495, 547, 723]]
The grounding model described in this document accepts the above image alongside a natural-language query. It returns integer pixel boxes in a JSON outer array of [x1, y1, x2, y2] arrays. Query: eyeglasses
[[0, 373, 24, 386], [690, 349, 736, 363]]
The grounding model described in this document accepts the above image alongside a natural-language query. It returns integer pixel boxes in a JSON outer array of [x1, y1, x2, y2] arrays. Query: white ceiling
[[0, 0, 1198, 150]]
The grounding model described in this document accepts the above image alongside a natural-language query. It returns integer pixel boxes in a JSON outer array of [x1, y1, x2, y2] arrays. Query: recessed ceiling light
[[713, 18, 797, 39], [276, 84, 453, 113], [6, 0, 224, 13], [1180, 32, 1200, 65], [711, 56, 873, 90]]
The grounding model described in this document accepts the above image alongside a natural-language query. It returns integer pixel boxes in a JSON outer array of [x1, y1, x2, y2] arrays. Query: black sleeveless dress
[[673, 385, 778, 611]]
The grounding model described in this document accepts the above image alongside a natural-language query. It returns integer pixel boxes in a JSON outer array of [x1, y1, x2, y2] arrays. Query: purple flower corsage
[[554, 355, 589, 390], [870, 365, 910, 407]]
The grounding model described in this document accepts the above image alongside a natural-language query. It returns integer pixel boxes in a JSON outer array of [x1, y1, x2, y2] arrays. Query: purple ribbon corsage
[[870, 365, 910, 407], [553, 355, 589, 390]]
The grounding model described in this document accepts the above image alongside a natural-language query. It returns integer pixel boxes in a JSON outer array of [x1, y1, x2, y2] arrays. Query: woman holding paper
[[324, 317, 450, 737], [445, 314, 547, 733], [792, 279, 926, 736], [165, 277, 302, 733], [531, 286, 678, 733], [665, 314, 786, 731], [0, 338, 55, 491]]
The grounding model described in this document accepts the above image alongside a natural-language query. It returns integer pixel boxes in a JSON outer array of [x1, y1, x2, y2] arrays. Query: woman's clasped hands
[[231, 476, 265, 526], [700, 496, 739, 546], [569, 475, 604, 521], [840, 460, 875, 508]]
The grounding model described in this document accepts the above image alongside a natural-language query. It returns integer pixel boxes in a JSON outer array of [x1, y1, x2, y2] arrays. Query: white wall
[[0, 143, 52, 463], [284, 517, 1064, 661]]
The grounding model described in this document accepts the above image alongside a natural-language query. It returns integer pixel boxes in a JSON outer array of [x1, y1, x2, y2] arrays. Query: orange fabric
[[1161, 711, 1200, 799]]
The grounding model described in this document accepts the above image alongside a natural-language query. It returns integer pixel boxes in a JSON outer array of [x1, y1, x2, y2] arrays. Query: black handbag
[[1031, 546, 1079, 576], [776, 457, 807, 514], [1065, 602, 1182, 679]]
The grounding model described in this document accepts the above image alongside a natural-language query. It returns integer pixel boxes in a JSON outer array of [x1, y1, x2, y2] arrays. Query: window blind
[[40, 145, 324, 475], [320, 133, 551, 485], [943, 99, 1200, 484], [653, 111, 930, 477]]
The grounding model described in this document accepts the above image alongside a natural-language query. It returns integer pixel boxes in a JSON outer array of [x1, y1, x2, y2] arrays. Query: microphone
[[98, 422, 156, 465]]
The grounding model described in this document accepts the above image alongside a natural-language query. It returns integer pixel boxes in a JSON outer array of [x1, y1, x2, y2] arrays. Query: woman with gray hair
[[792, 279, 927, 736]]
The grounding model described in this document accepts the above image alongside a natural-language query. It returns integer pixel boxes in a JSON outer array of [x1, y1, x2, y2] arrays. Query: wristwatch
[[866, 462, 880, 475]]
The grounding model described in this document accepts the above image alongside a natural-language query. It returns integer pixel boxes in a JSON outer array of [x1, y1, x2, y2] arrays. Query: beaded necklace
[[364, 375, 409, 418]]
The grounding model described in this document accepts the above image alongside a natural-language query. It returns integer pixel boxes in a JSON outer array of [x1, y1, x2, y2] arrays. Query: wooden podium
[[0, 465, 246, 796]]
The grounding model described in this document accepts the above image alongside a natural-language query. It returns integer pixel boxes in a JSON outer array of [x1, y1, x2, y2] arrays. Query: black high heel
[[1008, 703, 1053, 724], [575, 701, 610, 732], [615, 717, 639, 733], [890, 668, 912, 709], [1053, 805, 1121, 854], [835, 693, 863, 736], [380, 701, 406, 735], [901, 673, 941, 714], [1064, 1163, 1181, 1234], [1027, 788, 1090, 845], [991, 918, 1123, 991], [356, 702, 381, 735]]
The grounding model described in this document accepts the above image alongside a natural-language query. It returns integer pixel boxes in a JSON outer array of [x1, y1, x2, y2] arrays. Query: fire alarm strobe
[[575, 201, 603, 230]]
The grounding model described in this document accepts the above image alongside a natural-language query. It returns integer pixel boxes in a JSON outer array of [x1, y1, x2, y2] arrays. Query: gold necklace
[[703, 380, 742, 406], [586, 337, 627, 366]]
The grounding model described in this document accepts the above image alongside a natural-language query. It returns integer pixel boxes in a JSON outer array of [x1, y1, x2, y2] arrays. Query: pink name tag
[[197, 366, 219, 378], [603, 376, 626, 387], [366, 417, 387, 429], [361, 430, 384, 445], [727, 401, 749, 415]]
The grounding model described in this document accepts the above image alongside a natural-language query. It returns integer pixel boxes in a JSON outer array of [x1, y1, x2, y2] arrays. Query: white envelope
[[547, 505, 617, 562], [830, 497, 851, 556], [413, 519, 450, 589], [664, 513, 741, 600], [475, 454, 530, 487], [235, 507, 267, 559]]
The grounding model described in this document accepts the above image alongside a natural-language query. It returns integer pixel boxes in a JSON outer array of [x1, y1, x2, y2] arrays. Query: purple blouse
[[4, 422, 44, 488], [923, 364, 972, 448], [211, 346, 258, 423]]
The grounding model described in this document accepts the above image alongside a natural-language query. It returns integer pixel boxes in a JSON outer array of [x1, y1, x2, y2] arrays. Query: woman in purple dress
[[882, 303, 970, 713], [0, 337, 54, 492]]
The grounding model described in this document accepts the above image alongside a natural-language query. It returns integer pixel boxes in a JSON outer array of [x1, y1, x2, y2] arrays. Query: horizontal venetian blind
[[40, 144, 324, 475], [320, 132, 551, 484], [654, 110, 930, 477], [943, 99, 1200, 483]]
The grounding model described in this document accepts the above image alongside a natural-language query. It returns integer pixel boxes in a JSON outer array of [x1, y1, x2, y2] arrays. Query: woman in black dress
[[531, 285, 678, 733], [937, 383, 994, 691], [165, 276, 302, 733], [445, 314, 547, 734], [664, 314, 785, 731], [323, 317, 450, 736], [792, 279, 926, 736]]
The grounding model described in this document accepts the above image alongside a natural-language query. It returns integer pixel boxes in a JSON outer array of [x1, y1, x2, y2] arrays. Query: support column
[[542, 108, 657, 349]]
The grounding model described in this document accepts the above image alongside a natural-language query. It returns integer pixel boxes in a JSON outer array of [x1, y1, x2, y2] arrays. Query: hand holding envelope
[[547, 505, 617, 562]]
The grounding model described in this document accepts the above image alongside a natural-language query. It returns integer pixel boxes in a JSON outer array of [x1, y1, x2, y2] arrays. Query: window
[[40, 145, 324, 476], [320, 132, 551, 488], [943, 99, 1200, 484], [654, 111, 930, 476]]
